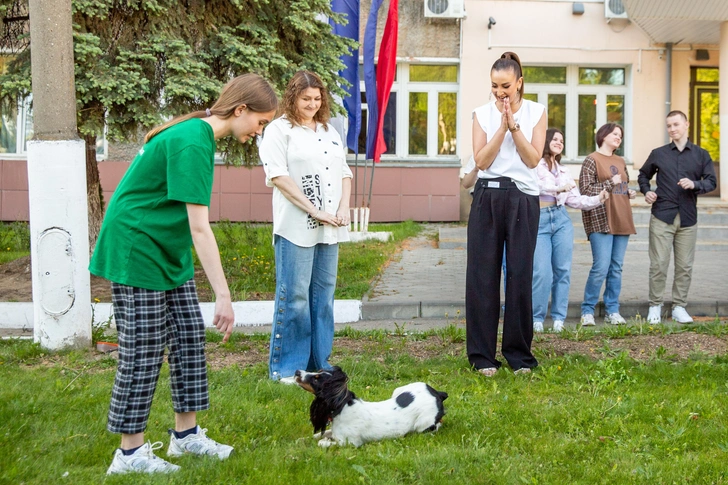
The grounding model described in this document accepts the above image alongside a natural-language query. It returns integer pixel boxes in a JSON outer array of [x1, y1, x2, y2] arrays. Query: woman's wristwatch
[[509, 123, 520, 133]]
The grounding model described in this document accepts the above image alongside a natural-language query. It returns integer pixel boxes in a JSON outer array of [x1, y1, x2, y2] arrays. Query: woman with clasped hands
[[578, 123, 636, 327], [466, 52, 546, 377], [259, 71, 353, 383]]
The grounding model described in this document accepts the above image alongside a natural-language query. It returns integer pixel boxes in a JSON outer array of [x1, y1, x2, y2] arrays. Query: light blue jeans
[[532, 205, 574, 322], [581, 233, 630, 316], [269, 235, 338, 380]]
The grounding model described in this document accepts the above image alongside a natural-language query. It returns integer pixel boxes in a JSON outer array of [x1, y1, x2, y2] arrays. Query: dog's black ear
[[310, 397, 330, 435], [426, 384, 448, 402], [323, 368, 353, 416]]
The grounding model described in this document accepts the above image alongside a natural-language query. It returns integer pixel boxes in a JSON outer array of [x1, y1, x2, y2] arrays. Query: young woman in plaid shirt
[[578, 123, 636, 327]]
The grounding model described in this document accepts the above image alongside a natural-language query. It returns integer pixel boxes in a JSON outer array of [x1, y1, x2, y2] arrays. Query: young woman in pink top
[[532, 128, 609, 332]]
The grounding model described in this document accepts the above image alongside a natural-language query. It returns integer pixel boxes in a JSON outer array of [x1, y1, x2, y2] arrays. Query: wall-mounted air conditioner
[[605, 0, 628, 19], [424, 0, 465, 19]]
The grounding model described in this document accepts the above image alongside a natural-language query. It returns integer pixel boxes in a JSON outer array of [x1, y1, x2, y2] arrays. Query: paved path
[[364, 220, 728, 323]]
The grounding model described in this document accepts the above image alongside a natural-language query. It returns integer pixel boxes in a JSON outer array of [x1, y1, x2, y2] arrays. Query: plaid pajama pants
[[107, 280, 209, 434]]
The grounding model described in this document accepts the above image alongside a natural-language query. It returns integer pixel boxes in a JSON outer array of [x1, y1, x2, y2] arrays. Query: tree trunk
[[84, 134, 103, 254]]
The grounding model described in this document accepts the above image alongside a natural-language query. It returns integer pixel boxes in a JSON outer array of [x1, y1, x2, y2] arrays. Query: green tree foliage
[[0, 0, 355, 165]]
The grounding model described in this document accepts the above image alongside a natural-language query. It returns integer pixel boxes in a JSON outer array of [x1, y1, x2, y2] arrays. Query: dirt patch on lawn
[[0, 257, 274, 303], [200, 332, 727, 370], [537, 332, 728, 360]]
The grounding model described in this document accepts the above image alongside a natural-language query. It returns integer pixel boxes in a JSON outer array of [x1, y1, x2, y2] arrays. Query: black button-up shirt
[[638, 140, 717, 227]]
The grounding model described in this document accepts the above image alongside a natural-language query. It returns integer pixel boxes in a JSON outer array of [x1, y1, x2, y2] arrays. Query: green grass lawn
[[2, 323, 727, 484], [0, 222, 30, 265], [0, 220, 422, 301], [199, 220, 421, 300]]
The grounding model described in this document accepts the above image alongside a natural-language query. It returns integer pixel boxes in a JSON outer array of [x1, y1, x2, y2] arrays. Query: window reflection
[[409, 92, 427, 155], [438, 92, 457, 155]]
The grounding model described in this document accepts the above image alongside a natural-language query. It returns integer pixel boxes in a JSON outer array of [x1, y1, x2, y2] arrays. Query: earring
[[489, 92, 492, 101]]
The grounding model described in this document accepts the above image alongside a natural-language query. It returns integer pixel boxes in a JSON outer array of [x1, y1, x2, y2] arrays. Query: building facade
[[1, 0, 726, 223]]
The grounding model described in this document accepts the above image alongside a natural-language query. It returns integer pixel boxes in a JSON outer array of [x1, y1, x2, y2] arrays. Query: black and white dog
[[294, 366, 448, 447]]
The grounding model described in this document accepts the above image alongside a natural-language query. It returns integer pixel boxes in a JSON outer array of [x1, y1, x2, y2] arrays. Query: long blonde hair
[[145, 73, 278, 143]]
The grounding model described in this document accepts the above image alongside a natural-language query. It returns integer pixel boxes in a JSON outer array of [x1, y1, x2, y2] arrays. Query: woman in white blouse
[[467, 52, 546, 377], [259, 71, 352, 383], [532, 129, 608, 333]]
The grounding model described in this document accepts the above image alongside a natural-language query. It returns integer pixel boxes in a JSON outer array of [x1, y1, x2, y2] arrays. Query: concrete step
[[570, 223, 728, 241], [439, 225, 728, 250], [566, 207, 728, 226]]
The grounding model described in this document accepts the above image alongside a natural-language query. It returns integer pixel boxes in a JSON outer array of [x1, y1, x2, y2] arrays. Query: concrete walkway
[[364, 205, 728, 327]]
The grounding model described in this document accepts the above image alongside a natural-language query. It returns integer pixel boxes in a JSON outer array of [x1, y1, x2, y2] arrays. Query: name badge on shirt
[[487, 181, 500, 188]]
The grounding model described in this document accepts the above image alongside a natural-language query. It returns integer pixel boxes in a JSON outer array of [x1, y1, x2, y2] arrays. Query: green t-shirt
[[89, 118, 216, 290]]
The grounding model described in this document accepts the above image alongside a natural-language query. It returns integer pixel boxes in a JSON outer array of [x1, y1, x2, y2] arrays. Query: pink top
[[536, 158, 602, 211]]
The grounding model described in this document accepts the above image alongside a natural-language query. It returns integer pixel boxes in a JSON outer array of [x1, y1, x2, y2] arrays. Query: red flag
[[373, 0, 398, 162]]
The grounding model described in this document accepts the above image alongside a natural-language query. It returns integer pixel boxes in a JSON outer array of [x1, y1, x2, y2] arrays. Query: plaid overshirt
[[578, 155, 620, 236]]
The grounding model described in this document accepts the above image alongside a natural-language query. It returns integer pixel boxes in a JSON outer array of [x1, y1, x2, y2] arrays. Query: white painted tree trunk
[[28, 140, 92, 350]]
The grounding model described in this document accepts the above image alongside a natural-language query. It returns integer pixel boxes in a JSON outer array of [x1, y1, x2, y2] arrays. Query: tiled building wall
[[0, 159, 461, 222]]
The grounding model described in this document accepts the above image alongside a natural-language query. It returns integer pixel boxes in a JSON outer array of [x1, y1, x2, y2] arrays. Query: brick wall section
[[0, 160, 461, 222]]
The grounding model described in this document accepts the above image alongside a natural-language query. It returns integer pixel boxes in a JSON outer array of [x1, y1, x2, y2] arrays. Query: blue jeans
[[269, 235, 338, 380], [581, 233, 630, 315], [532, 205, 574, 322]]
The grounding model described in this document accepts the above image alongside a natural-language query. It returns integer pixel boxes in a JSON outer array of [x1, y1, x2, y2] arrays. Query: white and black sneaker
[[168, 426, 234, 460], [107, 441, 180, 475]]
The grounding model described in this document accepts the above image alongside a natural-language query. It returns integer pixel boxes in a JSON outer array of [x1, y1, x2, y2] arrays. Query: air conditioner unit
[[605, 0, 628, 19], [424, 0, 465, 19]]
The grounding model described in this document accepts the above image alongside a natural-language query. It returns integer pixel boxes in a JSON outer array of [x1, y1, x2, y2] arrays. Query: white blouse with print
[[259, 116, 353, 247]]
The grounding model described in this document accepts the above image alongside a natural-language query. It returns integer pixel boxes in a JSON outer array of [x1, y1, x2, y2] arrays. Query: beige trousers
[[648, 213, 698, 308]]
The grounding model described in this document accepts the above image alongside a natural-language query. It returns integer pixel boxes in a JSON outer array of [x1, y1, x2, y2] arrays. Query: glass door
[[690, 68, 720, 161]]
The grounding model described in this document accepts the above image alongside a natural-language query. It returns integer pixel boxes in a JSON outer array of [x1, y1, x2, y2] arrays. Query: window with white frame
[[353, 62, 459, 161], [1, 55, 107, 158], [523, 65, 629, 161]]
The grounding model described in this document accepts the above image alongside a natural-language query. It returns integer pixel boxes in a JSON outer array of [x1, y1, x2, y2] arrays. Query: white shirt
[[259, 116, 353, 247], [472, 99, 545, 196], [535, 158, 602, 211]]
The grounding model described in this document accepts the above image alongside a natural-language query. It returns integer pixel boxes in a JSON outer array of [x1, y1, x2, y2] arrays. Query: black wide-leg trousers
[[466, 177, 540, 371]]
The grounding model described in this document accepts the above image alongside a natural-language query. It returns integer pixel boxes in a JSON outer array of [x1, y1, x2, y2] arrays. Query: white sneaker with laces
[[605, 313, 627, 325], [647, 305, 662, 324], [671, 306, 693, 324], [107, 441, 180, 475], [580, 314, 595, 326], [168, 426, 234, 460], [533, 321, 544, 333], [552, 320, 564, 333]]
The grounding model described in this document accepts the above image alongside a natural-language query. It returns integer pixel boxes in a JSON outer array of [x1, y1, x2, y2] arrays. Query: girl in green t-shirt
[[91, 73, 278, 475]]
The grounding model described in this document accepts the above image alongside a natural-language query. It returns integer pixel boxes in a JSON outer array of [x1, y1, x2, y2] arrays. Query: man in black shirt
[[638, 110, 717, 324]]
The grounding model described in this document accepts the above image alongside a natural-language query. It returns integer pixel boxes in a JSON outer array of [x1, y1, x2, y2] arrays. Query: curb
[[361, 300, 728, 320], [0, 300, 363, 331]]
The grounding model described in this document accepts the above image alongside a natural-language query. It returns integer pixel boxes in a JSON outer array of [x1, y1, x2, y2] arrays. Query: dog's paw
[[317, 437, 337, 448], [313, 430, 333, 439]]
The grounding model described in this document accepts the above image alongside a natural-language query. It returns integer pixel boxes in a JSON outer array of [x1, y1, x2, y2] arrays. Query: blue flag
[[363, 0, 384, 160], [331, 0, 361, 153]]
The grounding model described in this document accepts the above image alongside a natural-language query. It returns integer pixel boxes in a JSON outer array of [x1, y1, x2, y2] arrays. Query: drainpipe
[[665, 43, 673, 144]]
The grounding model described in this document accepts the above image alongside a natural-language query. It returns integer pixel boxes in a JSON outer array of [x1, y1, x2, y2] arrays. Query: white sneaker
[[605, 313, 627, 325], [580, 314, 595, 326], [279, 376, 298, 385], [671, 306, 694, 324], [168, 426, 234, 460], [533, 321, 544, 333], [107, 441, 180, 475], [647, 305, 662, 324], [552, 320, 564, 333]]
